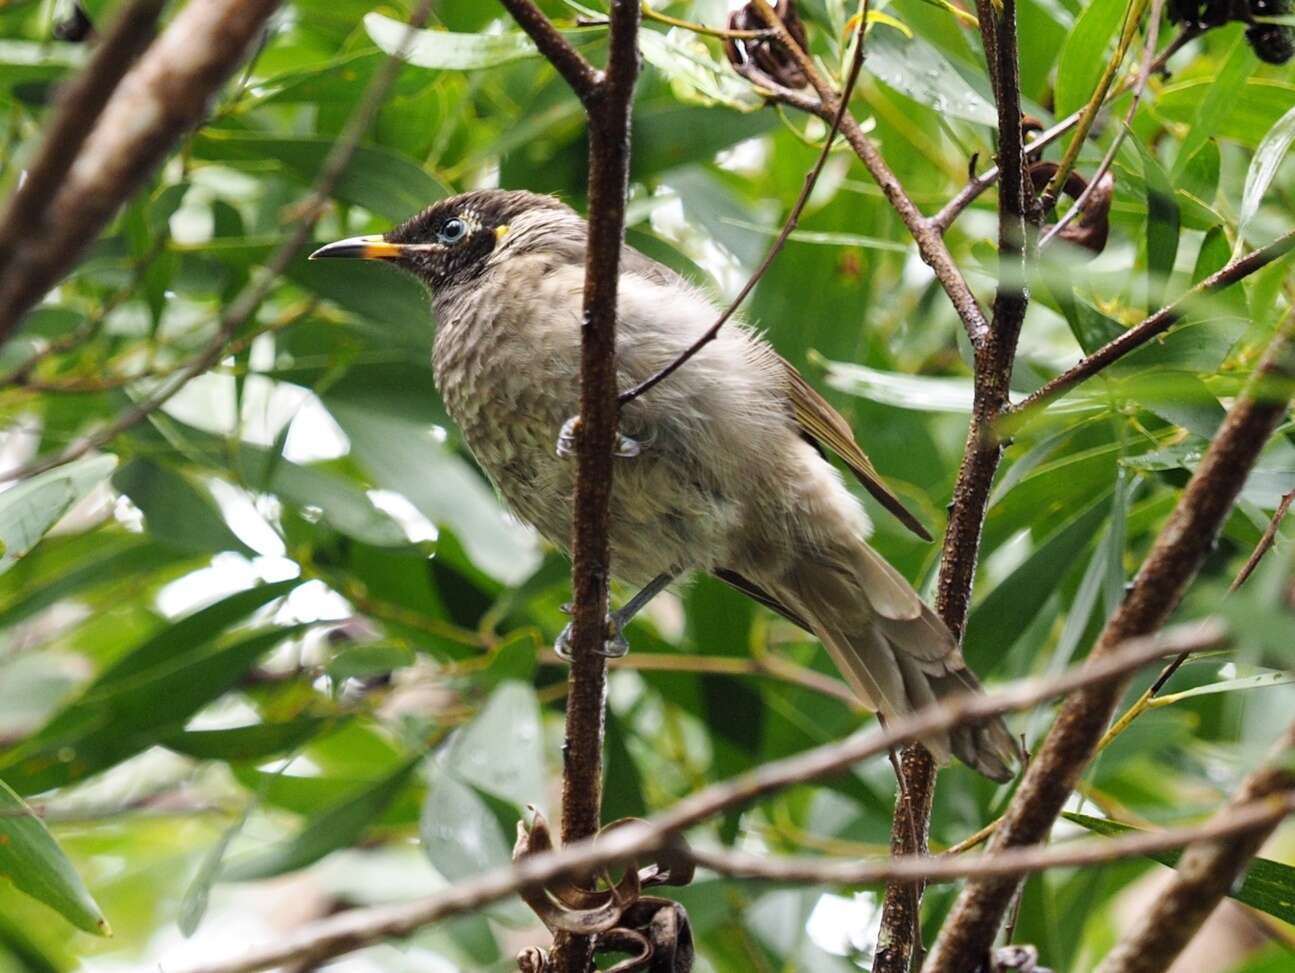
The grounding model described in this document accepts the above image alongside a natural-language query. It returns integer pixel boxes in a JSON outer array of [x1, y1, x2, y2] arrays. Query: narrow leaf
[[1064, 812, 1295, 924], [0, 778, 108, 936], [1238, 104, 1295, 247]]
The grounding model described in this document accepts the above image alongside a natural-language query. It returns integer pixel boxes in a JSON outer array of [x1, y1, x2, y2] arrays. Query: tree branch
[[497, 0, 602, 100], [875, 4, 1029, 968], [499, 2, 643, 970], [148, 620, 1225, 973], [0, 0, 164, 284], [0, 1, 434, 484], [688, 793, 1293, 886], [1011, 229, 1295, 415], [925, 304, 1295, 971], [0, 0, 284, 341], [1093, 721, 1295, 973]]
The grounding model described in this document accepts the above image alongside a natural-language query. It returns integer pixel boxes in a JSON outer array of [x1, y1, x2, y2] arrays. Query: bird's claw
[[553, 615, 631, 661], [555, 416, 643, 459]]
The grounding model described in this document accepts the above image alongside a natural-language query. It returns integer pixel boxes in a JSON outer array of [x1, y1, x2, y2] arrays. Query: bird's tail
[[756, 545, 1020, 782]]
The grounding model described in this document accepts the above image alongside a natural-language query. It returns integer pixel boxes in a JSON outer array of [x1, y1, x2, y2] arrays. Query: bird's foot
[[555, 416, 643, 459], [553, 613, 631, 661]]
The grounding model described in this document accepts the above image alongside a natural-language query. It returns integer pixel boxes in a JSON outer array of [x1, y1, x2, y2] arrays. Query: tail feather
[[759, 554, 1020, 783]]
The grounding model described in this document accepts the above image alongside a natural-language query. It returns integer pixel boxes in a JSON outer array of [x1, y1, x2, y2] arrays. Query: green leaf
[[112, 459, 254, 556], [1238, 104, 1295, 245], [364, 14, 557, 70], [0, 41, 84, 91], [1064, 812, 1295, 924], [163, 717, 336, 761], [639, 29, 762, 111], [0, 583, 301, 794], [1172, 35, 1256, 173], [325, 397, 540, 584], [1053, 0, 1125, 119], [446, 681, 545, 811], [0, 456, 118, 576], [223, 757, 420, 881], [1150, 669, 1294, 706], [865, 28, 996, 125], [190, 131, 446, 221], [0, 778, 108, 936], [964, 492, 1111, 674], [1130, 131, 1180, 312]]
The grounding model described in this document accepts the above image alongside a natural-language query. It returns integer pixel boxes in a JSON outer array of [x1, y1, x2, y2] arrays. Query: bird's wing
[[713, 568, 812, 631], [779, 358, 933, 542], [620, 238, 931, 541]]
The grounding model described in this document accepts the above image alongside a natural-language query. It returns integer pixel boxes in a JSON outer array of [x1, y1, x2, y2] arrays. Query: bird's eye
[[437, 218, 468, 245]]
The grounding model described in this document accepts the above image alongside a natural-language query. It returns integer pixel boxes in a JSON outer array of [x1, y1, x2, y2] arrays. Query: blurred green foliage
[[0, 1, 1293, 971]]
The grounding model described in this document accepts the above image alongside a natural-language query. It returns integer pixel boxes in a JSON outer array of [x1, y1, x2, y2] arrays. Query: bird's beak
[[308, 235, 405, 261]]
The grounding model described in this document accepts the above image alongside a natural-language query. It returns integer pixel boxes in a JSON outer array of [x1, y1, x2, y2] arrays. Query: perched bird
[[312, 189, 1019, 781]]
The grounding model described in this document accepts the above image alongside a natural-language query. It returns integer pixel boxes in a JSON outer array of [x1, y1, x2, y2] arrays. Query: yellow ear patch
[[494, 224, 511, 241]]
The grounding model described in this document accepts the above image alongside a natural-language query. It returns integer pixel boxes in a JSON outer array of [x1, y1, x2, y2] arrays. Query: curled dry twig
[[513, 808, 695, 972], [1028, 162, 1114, 256], [724, 0, 810, 89]]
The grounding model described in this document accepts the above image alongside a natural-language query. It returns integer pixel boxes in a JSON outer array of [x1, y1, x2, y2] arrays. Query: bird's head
[[309, 189, 574, 291]]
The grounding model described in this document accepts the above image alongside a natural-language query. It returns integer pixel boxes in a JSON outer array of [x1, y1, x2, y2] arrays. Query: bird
[[311, 188, 1019, 781]]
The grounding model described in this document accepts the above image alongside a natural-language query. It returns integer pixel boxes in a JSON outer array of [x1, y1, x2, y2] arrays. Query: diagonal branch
[[1094, 721, 1295, 973], [1011, 229, 1295, 415], [0, 0, 285, 341], [498, 0, 602, 100], [924, 303, 1295, 971], [0, 0, 435, 484], [148, 620, 1225, 973], [0, 0, 164, 284]]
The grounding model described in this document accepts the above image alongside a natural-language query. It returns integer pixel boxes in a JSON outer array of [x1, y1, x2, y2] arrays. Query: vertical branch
[[499, 2, 640, 970], [873, 5, 1029, 970], [925, 304, 1295, 970], [1093, 721, 1295, 973]]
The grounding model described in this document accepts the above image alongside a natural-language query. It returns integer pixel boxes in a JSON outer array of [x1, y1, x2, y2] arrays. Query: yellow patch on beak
[[494, 224, 511, 241]]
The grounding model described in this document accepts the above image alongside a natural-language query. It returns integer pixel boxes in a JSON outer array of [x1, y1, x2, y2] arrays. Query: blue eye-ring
[[437, 218, 468, 245]]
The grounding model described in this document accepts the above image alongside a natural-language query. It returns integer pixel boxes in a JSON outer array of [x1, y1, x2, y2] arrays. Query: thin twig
[[0, 0, 165, 284], [925, 305, 1295, 971], [618, 6, 867, 408], [148, 620, 1227, 973], [539, 648, 859, 706], [498, 0, 602, 100], [0, 1, 434, 483], [930, 27, 1199, 234], [641, 2, 773, 40], [746, 0, 991, 346], [1043, 0, 1150, 209], [1230, 489, 1295, 591], [1041, 0, 1163, 248], [1010, 230, 1295, 416]]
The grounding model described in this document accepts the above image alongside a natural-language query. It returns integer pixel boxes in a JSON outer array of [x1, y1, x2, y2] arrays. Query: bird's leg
[[556, 416, 644, 459], [554, 573, 674, 661]]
